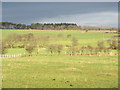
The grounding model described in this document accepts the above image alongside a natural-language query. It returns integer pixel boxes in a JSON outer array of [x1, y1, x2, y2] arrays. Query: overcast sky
[[1, 0, 120, 2], [2, 2, 118, 27]]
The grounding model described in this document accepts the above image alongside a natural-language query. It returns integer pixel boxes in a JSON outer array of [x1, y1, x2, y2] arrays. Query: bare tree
[[47, 44, 63, 55], [71, 37, 78, 47], [0, 40, 8, 54], [25, 43, 36, 56]]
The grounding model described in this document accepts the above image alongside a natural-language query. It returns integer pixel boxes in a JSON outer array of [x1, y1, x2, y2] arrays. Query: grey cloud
[[2, 0, 120, 2], [2, 2, 118, 27]]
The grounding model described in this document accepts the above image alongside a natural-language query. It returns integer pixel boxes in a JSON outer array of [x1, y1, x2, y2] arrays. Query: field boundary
[[0, 53, 118, 59], [0, 53, 25, 58]]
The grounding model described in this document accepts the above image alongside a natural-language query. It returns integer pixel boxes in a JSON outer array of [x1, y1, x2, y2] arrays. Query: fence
[[0, 53, 25, 58]]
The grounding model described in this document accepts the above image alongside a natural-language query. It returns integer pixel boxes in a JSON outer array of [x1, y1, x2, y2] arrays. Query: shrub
[[25, 44, 35, 56], [47, 44, 55, 54], [103, 47, 111, 54], [26, 33, 35, 41], [47, 44, 63, 55], [87, 45, 93, 55], [36, 35, 49, 48], [94, 47, 100, 55], [67, 34, 72, 38], [111, 40, 118, 49], [80, 46, 86, 55], [107, 38, 118, 50], [67, 46, 79, 55], [97, 41, 105, 49], [0, 40, 8, 54], [66, 45, 70, 47], [5, 33, 19, 48], [71, 37, 78, 46], [57, 45, 63, 55]]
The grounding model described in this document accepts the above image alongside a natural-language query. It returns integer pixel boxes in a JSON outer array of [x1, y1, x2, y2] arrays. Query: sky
[[2, 0, 120, 2], [2, 2, 118, 27]]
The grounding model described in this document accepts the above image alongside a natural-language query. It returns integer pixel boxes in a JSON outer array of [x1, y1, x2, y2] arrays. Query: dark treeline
[[0, 22, 117, 30]]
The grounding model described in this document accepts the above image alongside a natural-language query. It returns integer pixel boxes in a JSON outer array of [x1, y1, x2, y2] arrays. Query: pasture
[[1, 30, 117, 48], [1, 29, 118, 88]]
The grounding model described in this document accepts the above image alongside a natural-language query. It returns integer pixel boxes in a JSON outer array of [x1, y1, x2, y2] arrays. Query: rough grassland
[[2, 56, 118, 88]]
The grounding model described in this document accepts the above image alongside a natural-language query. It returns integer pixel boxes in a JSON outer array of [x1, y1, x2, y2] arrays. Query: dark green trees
[[1, 22, 116, 30]]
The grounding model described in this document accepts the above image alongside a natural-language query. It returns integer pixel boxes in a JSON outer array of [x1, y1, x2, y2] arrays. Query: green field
[[2, 56, 118, 88], [1, 30, 118, 88], [1, 30, 117, 47]]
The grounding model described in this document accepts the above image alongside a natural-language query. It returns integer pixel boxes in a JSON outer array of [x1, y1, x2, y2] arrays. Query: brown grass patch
[[60, 67, 82, 71]]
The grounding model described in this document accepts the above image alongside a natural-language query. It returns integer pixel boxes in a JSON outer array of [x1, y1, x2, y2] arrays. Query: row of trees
[[81, 25, 117, 30], [48, 39, 118, 56], [0, 22, 117, 30], [0, 33, 49, 56], [1, 22, 27, 29], [0, 22, 80, 30], [0, 33, 118, 56]]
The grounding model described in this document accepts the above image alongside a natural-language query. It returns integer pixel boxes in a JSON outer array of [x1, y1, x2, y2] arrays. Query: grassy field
[[1, 29, 117, 47], [2, 55, 118, 88], [1, 29, 118, 88]]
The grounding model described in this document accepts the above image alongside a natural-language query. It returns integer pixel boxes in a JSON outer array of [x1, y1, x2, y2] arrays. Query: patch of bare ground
[[96, 73, 113, 76], [65, 53, 118, 56], [113, 35, 120, 37], [105, 32, 117, 34], [60, 67, 82, 71]]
